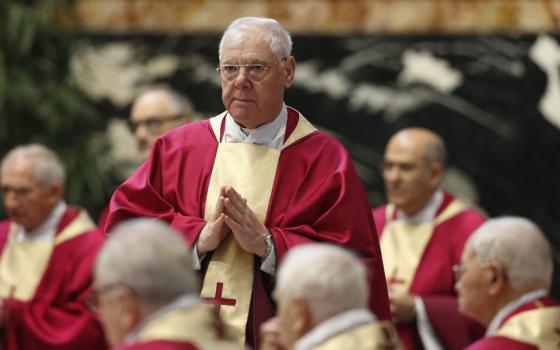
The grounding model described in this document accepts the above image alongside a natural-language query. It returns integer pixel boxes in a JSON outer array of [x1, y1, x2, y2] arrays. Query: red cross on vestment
[[202, 282, 236, 314]]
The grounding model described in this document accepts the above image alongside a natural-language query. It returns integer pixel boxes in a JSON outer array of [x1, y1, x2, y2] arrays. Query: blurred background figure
[[372, 128, 486, 350], [261, 243, 402, 350], [0, 144, 107, 349], [456, 217, 560, 350], [129, 87, 197, 158], [94, 218, 240, 350]]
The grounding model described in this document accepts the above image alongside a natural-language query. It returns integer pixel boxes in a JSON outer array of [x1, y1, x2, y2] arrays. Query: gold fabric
[[314, 321, 403, 350], [0, 209, 95, 301], [380, 200, 467, 294], [496, 305, 560, 349], [138, 304, 241, 350]]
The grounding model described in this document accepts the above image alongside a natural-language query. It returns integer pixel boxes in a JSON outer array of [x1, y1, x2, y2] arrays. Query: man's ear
[[292, 297, 312, 338], [488, 263, 507, 296], [284, 56, 296, 89], [430, 162, 444, 188]]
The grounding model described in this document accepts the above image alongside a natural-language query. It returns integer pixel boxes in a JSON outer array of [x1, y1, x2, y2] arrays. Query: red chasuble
[[466, 296, 560, 350], [105, 107, 391, 348], [0, 207, 107, 350], [116, 341, 197, 350], [373, 192, 485, 350]]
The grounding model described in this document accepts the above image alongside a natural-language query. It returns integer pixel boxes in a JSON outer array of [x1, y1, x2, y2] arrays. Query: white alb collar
[[15, 201, 67, 242], [294, 308, 376, 350], [397, 190, 443, 224], [223, 103, 287, 150]]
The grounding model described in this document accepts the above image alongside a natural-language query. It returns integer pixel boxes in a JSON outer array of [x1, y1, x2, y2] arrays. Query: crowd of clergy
[[0, 16, 558, 350]]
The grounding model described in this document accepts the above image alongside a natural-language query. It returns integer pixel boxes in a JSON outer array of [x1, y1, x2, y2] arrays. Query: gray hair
[[424, 136, 447, 167], [137, 87, 194, 118], [276, 244, 369, 323], [219, 17, 292, 61], [1, 144, 65, 188], [96, 219, 199, 306], [467, 216, 553, 291]]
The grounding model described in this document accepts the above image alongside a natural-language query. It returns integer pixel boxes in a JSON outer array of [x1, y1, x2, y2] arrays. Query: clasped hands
[[196, 186, 269, 257]]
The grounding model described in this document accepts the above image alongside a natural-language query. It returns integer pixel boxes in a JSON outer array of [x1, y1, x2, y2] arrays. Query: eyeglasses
[[87, 282, 132, 313], [128, 115, 186, 133], [217, 58, 287, 82], [452, 260, 492, 281]]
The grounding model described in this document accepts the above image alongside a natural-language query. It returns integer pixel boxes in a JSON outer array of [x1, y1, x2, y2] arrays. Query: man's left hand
[[389, 291, 416, 324], [222, 186, 269, 257]]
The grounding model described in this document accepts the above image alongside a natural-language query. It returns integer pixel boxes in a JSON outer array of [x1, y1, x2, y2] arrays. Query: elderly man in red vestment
[[372, 128, 486, 350], [94, 219, 240, 350], [105, 16, 390, 349], [0, 144, 107, 349], [456, 217, 560, 350]]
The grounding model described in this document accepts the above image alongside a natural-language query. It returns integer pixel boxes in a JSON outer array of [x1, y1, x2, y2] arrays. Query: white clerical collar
[[294, 308, 376, 350], [124, 293, 200, 344], [397, 190, 443, 225], [485, 288, 547, 336], [223, 103, 287, 150], [15, 201, 67, 242]]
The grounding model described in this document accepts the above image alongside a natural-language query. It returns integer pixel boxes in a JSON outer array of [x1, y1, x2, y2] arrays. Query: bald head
[[130, 88, 194, 158], [382, 128, 446, 215]]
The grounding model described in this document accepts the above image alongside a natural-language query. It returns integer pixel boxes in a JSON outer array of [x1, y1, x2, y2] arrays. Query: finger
[[225, 215, 243, 235], [226, 187, 246, 208], [213, 196, 226, 220], [224, 197, 244, 222]]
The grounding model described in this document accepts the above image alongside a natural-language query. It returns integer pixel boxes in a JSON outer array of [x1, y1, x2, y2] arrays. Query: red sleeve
[[265, 134, 391, 321], [2, 230, 107, 350]]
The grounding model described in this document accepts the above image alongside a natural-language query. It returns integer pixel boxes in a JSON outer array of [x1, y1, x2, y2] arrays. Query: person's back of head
[[456, 216, 552, 325], [0, 144, 65, 231], [274, 243, 369, 348], [94, 218, 199, 347]]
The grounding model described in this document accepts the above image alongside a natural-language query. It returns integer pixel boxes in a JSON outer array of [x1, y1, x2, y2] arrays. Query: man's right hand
[[196, 187, 230, 255]]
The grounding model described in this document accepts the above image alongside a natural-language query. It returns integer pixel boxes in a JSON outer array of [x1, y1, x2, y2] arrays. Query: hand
[[222, 186, 269, 257], [389, 291, 416, 325], [196, 187, 230, 255], [260, 317, 285, 350]]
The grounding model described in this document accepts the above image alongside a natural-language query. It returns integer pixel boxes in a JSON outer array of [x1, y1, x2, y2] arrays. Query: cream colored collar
[[16, 201, 67, 242]]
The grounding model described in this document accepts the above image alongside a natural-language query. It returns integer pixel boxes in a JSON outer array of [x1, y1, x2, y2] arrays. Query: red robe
[[466, 296, 559, 350], [373, 192, 485, 350], [116, 341, 196, 350], [0, 207, 107, 350], [105, 107, 391, 348]]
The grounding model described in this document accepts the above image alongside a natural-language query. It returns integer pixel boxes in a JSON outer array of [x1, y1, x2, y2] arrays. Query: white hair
[[219, 17, 292, 61], [1, 144, 65, 188], [135, 87, 194, 117], [467, 216, 553, 290], [96, 219, 199, 306], [276, 244, 369, 323]]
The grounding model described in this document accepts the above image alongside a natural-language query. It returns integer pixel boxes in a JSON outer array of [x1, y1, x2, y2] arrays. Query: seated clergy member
[[261, 244, 402, 350], [456, 216, 560, 350], [372, 127, 486, 349], [0, 144, 107, 349], [94, 218, 241, 350]]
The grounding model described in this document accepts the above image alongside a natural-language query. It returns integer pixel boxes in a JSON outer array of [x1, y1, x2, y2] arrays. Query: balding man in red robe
[[105, 16, 390, 349]]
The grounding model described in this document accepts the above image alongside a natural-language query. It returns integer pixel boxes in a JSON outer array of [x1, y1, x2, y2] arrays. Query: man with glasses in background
[[105, 16, 390, 349], [455, 217, 560, 349]]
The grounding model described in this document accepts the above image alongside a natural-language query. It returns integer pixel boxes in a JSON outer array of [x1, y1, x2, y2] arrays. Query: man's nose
[[385, 166, 401, 182], [233, 68, 251, 87]]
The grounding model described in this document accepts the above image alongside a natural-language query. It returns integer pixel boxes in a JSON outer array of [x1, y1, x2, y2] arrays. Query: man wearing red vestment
[[372, 128, 485, 350], [94, 219, 240, 350], [0, 144, 107, 350], [105, 16, 390, 349], [456, 217, 560, 350]]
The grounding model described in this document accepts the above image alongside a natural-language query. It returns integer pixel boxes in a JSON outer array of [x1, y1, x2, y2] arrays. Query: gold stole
[[138, 304, 241, 350], [380, 200, 467, 294], [0, 209, 95, 301], [200, 111, 316, 345], [496, 304, 560, 348], [315, 321, 403, 350]]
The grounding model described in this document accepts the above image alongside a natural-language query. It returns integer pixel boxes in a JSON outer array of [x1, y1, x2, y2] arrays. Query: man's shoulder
[[162, 118, 214, 143]]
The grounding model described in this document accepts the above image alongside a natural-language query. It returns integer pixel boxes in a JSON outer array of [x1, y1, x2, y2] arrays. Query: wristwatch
[[263, 233, 273, 259]]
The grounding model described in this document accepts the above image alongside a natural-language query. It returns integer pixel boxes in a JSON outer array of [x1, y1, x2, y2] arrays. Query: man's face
[[455, 249, 495, 325], [1, 158, 60, 231], [130, 92, 184, 158], [382, 136, 439, 215], [219, 35, 295, 129]]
